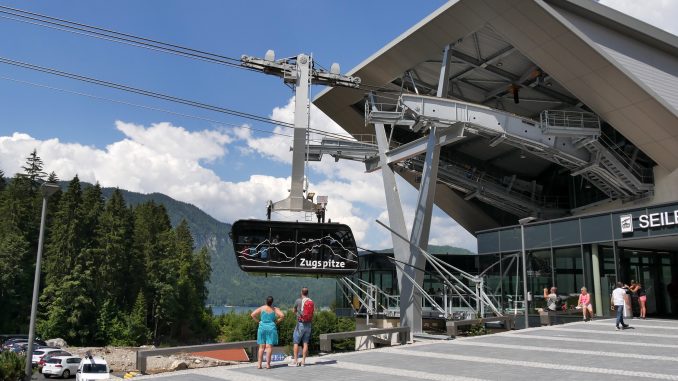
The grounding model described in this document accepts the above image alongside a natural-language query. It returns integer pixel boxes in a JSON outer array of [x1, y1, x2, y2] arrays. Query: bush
[[465, 323, 487, 336], [0, 351, 25, 381], [215, 309, 356, 353]]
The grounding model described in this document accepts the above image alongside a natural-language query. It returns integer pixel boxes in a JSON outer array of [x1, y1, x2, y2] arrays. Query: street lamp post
[[519, 216, 537, 330], [25, 182, 60, 381]]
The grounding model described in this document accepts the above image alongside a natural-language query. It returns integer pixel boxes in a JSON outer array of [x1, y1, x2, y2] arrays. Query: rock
[[46, 338, 68, 348], [193, 359, 202, 364], [170, 360, 188, 371]]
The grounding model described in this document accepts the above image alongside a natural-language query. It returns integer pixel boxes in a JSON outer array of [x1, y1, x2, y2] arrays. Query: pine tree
[[0, 230, 30, 332], [47, 171, 59, 184], [43, 176, 83, 282], [0, 173, 43, 332], [131, 201, 174, 342], [38, 176, 98, 344], [20, 149, 47, 186], [93, 189, 132, 305], [125, 291, 151, 345]]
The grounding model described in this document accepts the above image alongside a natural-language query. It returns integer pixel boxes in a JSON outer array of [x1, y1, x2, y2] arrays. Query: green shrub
[[0, 351, 25, 381], [465, 323, 487, 336], [215, 309, 356, 353]]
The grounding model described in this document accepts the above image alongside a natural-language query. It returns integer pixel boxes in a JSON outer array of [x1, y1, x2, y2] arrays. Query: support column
[[437, 44, 454, 97], [591, 244, 603, 316], [371, 96, 412, 332], [408, 126, 442, 334]]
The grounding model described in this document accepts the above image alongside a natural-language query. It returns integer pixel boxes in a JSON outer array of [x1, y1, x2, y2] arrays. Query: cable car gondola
[[230, 52, 361, 277], [231, 219, 358, 276]]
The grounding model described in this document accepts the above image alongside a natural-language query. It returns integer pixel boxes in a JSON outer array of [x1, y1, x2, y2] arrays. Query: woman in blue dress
[[251, 296, 285, 369]]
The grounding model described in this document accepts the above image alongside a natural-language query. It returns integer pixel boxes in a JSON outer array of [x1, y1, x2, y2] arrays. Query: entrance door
[[620, 249, 677, 317]]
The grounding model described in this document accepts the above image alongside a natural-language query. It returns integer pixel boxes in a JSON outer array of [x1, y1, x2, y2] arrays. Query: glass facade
[[477, 201, 678, 318]]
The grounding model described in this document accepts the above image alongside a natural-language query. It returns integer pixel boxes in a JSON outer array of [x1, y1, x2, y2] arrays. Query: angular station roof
[[315, 0, 678, 233]]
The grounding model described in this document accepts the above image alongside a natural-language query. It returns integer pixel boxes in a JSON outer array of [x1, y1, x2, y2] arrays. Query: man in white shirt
[[611, 282, 630, 330]]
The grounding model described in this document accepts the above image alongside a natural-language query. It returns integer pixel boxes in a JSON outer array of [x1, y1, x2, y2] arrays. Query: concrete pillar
[[591, 244, 603, 316]]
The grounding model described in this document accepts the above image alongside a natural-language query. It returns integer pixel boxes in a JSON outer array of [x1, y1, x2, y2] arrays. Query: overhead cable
[[0, 64, 354, 142], [0, 55, 293, 127], [0, 5, 395, 94]]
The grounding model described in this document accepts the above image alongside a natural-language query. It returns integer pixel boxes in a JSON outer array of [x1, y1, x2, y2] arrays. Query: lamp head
[[518, 216, 537, 225], [40, 182, 60, 198]]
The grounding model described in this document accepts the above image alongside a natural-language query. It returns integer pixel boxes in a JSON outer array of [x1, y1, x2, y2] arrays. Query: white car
[[42, 356, 80, 378], [75, 356, 110, 380], [32, 347, 62, 365]]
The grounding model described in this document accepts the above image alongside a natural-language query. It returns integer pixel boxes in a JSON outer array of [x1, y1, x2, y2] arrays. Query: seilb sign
[[620, 209, 678, 233]]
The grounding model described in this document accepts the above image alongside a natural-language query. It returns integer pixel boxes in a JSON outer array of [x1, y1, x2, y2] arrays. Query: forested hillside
[[0, 151, 336, 345], [0, 151, 214, 345]]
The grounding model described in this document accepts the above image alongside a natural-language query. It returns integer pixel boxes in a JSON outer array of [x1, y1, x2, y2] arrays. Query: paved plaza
[[136, 318, 678, 381]]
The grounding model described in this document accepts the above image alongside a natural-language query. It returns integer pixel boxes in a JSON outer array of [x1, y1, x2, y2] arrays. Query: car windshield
[[33, 351, 44, 355], [83, 364, 107, 373], [47, 358, 61, 364]]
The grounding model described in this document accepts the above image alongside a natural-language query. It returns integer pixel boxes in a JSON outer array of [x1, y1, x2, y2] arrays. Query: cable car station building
[[312, 0, 678, 329]]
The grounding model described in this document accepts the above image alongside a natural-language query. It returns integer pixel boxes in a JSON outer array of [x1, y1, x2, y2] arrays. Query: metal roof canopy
[[314, 0, 678, 233]]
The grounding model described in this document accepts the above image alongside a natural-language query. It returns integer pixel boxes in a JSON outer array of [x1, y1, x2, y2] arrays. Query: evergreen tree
[[43, 176, 83, 282], [0, 172, 43, 332], [79, 183, 104, 245], [0, 230, 30, 332], [39, 176, 98, 344], [20, 149, 47, 186], [131, 201, 174, 343], [0, 168, 6, 191], [47, 171, 59, 184], [125, 291, 151, 345], [93, 189, 132, 306]]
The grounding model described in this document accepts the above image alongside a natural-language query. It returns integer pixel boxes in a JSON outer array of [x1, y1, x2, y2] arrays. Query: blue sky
[[0, 0, 676, 251]]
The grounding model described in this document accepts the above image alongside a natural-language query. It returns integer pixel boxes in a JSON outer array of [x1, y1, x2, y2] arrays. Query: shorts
[[293, 322, 312, 345], [639, 295, 647, 303]]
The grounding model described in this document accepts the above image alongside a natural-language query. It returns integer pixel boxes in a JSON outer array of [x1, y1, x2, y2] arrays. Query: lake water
[[210, 305, 256, 315]]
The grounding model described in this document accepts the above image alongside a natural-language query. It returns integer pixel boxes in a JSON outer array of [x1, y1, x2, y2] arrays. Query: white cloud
[[599, 0, 678, 34], [0, 103, 476, 252], [115, 121, 232, 162]]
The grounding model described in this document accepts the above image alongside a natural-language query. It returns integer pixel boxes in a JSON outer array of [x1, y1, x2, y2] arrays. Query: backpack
[[299, 297, 315, 322]]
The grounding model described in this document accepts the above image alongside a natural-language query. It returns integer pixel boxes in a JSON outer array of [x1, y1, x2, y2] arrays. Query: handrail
[[540, 109, 653, 185], [540, 110, 601, 131], [597, 132, 653, 184]]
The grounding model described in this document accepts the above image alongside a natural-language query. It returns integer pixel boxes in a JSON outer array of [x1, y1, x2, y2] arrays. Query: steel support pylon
[[272, 54, 316, 212], [371, 94, 414, 333]]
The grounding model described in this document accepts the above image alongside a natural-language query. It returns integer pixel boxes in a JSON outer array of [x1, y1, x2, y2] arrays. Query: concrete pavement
[[134, 318, 678, 381]]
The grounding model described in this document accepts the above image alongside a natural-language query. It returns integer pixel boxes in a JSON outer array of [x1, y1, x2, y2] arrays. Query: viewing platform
[[135, 318, 678, 380]]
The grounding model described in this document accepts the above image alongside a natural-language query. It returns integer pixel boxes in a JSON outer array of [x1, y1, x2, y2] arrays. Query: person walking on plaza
[[251, 296, 284, 369], [612, 282, 630, 330], [577, 287, 593, 321], [290, 287, 314, 367]]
